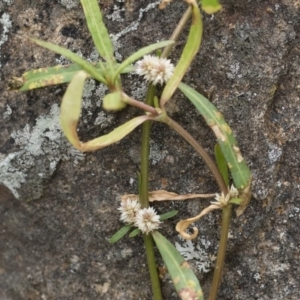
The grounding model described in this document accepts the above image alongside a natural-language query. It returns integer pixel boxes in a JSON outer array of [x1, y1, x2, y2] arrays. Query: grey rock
[[0, 0, 299, 299]]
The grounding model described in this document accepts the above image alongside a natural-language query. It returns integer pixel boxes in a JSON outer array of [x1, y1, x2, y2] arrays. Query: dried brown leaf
[[121, 190, 215, 202], [175, 204, 220, 240], [235, 177, 252, 217]]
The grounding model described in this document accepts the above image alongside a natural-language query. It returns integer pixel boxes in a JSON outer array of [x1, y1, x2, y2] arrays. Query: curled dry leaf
[[175, 204, 220, 240], [121, 190, 215, 202]]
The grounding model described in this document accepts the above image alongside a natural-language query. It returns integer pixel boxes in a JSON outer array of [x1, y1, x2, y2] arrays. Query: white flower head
[[211, 192, 230, 207], [118, 199, 141, 224], [211, 185, 239, 207], [135, 207, 161, 234], [135, 55, 174, 85]]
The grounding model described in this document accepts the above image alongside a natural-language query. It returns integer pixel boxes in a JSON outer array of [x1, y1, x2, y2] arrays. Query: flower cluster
[[135, 55, 174, 85], [118, 199, 161, 234]]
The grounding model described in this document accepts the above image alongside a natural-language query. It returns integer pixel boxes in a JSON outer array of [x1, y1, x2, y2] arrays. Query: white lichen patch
[[226, 61, 242, 79], [149, 140, 167, 165], [175, 236, 213, 273], [253, 272, 261, 281], [58, 0, 79, 10], [3, 0, 14, 5], [0, 152, 27, 198], [1, 104, 84, 199], [267, 142, 282, 164], [0, 12, 12, 79], [131, 82, 147, 101], [94, 111, 114, 129], [3, 104, 12, 120], [107, 5, 125, 22], [110, 1, 161, 61], [82, 79, 96, 115]]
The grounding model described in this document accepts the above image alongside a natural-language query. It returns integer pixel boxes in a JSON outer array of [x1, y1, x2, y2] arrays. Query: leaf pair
[[60, 71, 154, 152]]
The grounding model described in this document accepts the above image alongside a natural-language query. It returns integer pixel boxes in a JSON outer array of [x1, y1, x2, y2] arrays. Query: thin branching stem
[[122, 92, 158, 115], [163, 115, 228, 194], [161, 7, 192, 59], [140, 85, 163, 300]]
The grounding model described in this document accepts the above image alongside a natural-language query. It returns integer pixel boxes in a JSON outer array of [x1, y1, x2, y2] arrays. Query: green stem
[[161, 7, 192, 59], [209, 205, 232, 300], [144, 234, 163, 300], [140, 84, 163, 300], [163, 115, 228, 194], [122, 92, 158, 115]]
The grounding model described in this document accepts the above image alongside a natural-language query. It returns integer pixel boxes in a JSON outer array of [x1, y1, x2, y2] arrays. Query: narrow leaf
[[179, 82, 251, 190], [30, 37, 106, 84], [160, 0, 203, 107], [214, 144, 229, 186], [201, 0, 222, 14], [13, 64, 134, 92], [114, 40, 174, 79], [129, 228, 141, 238], [179, 82, 252, 215], [152, 231, 204, 299], [80, 115, 153, 152], [159, 210, 178, 221], [60, 71, 89, 149], [19, 64, 84, 91], [80, 0, 116, 72], [109, 224, 133, 243]]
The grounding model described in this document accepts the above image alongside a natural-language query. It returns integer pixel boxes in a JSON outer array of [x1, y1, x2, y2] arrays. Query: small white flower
[[135, 55, 174, 85], [135, 207, 161, 234], [211, 185, 239, 207], [229, 184, 239, 198], [118, 199, 141, 224], [211, 192, 230, 207]]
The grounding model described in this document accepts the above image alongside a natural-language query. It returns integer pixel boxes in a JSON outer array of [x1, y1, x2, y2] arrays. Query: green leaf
[[229, 198, 243, 205], [129, 228, 141, 238], [80, 115, 153, 152], [214, 144, 229, 186], [103, 91, 126, 111], [178, 82, 251, 191], [159, 210, 178, 221], [19, 64, 85, 91], [113, 40, 174, 79], [160, 0, 203, 107], [109, 224, 133, 243], [15, 64, 134, 92], [80, 0, 116, 73], [152, 231, 204, 300], [60, 71, 89, 149], [201, 0, 222, 14], [30, 38, 107, 84]]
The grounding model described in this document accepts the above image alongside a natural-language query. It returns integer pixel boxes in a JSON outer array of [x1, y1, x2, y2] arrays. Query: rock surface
[[0, 0, 299, 299]]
